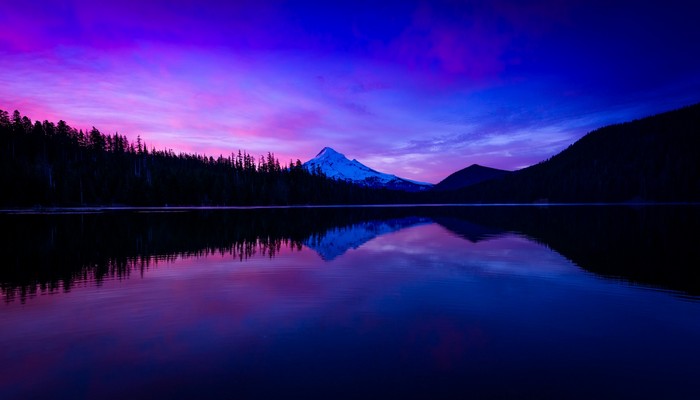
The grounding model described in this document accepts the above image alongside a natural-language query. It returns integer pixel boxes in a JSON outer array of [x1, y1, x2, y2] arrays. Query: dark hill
[[434, 164, 510, 191], [453, 103, 700, 202]]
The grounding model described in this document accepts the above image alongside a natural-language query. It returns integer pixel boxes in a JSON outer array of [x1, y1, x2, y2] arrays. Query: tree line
[[0, 109, 407, 206], [3, 102, 699, 207]]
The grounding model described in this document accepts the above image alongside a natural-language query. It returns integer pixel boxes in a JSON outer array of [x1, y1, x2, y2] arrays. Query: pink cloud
[[0, 40, 610, 183], [3, 0, 690, 184]]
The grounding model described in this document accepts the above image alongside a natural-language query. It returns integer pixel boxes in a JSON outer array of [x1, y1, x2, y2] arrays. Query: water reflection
[[2, 206, 699, 302], [304, 216, 431, 260], [1, 206, 700, 399]]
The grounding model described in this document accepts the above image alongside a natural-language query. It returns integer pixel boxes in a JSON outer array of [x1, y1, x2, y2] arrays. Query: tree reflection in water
[[2, 205, 699, 302]]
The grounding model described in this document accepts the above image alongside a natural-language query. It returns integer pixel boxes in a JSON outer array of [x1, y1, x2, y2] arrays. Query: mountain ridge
[[434, 164, 511, 191], [450, 102, 700, 202]]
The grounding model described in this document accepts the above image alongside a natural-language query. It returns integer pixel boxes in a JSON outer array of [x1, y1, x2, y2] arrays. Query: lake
[[1, 206, 699, 399]]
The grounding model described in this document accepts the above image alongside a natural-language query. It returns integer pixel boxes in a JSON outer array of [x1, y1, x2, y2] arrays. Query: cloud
[[386, 4, 508, 81], [2, 0, 700, 183]]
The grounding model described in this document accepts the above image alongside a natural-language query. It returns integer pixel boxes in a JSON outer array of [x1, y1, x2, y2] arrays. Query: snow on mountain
[[302, 147, 433, 191]]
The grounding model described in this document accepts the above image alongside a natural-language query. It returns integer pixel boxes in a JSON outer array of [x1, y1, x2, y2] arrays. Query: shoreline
[[2, 202, 700, 214]]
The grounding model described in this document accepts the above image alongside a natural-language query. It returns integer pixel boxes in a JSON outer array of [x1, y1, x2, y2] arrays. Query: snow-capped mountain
[[302, 147, 433, 191]]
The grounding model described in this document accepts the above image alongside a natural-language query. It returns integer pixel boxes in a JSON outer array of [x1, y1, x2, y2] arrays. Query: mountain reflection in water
[[2, 206, 699, 301], [1, 206, 700, 399]]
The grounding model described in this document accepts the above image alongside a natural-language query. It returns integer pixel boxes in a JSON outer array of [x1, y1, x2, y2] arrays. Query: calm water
[[1, 206, 699, 399]]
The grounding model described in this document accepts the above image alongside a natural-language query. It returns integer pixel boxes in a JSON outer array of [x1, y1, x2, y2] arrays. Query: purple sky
[[2, 1, 699, 183]]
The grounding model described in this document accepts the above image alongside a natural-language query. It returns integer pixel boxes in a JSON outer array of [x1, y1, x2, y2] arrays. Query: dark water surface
[[1, 206, 699, 399]]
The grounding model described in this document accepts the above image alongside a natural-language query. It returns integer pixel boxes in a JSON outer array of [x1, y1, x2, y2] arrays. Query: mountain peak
[[316, 147, 343, 158], [303, 147, 433, 192]]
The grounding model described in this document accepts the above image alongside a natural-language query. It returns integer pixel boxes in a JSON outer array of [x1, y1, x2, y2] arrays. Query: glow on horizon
[[1, 1, 700, 183]]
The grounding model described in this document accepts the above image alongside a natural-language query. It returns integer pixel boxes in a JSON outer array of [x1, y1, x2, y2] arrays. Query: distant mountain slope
[[454, 103, 700, 202], [434, 164, 511, 191], [303, 147, 433, 192]]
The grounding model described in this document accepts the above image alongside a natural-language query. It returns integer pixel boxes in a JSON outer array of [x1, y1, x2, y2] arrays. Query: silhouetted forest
[[0, 109, 406, 206], [443, 103, 700, 202]]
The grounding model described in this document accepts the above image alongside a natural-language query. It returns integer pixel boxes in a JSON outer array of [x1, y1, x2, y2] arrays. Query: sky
[[1, 0, 700, 183]]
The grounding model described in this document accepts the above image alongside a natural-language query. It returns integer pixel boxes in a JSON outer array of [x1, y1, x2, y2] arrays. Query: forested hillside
[[450, 103, 700, 202]]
